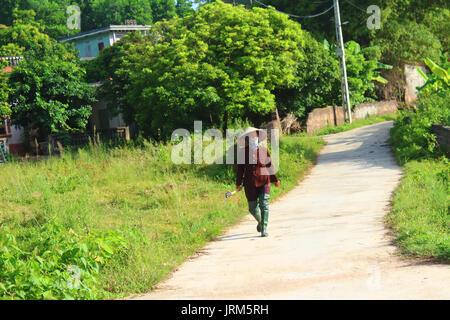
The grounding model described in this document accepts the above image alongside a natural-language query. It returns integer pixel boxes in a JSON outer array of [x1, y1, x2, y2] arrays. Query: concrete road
[[133, 121, 450, 300]]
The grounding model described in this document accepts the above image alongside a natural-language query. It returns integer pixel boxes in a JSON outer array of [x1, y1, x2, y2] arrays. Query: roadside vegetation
[[1, 0, 448, 300], [385, 159, 449, 260], [314, 114, 397, 136], [388, 58, 449, 261], [0, 135, 325, 299]]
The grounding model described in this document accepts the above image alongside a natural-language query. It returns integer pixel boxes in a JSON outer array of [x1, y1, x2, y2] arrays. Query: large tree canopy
[[0, 0, 184, 38], [123, 1, 305, 138], [89, 1, 391, 136], [8, 56, 95, 139], [2, 15, 95, 138], [0, 60, 11, 117]]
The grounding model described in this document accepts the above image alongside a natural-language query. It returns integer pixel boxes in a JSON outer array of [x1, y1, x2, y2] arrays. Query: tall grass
[[314, 114, 397, 136], [0, 135, 324, 299], [385, 158, 449, 261]]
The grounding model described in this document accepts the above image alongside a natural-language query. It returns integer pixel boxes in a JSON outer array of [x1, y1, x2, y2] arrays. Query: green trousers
[[248, 192, 270, 235]]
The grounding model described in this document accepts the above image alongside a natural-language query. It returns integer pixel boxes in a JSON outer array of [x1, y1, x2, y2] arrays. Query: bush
[[125, 1, 304, 138], [0, 223, 128, 300], [386, 158, 450, 261], [390, 58, 449, 164], [269, 39, 390, 121], [391, 90, 449, 164], [373, 18, 443, 66], [274, 35, 340, 119], [0, 134, 325, 299]]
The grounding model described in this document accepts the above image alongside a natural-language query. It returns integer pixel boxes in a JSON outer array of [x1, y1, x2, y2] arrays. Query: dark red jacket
[[236, 146, 279, 188]]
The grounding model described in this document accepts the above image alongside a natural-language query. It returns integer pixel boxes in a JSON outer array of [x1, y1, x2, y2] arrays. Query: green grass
[[314, 114, 397, 136], [385, 158, 449, 261], [0, 135, 325, 299]]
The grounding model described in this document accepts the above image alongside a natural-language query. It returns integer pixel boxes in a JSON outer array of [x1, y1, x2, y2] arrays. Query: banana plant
[[323, 39, 391, 86], [417, 58, 449, 93]]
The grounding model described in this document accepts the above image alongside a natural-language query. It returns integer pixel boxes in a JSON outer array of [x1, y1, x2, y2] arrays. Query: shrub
[[391, 90, 449, 164], [0, 222, 128, 300], [274, 34, 340, 119], [125, 1, 304, 138], [386, 158, 450, 261], [391, 58, 449, 164]]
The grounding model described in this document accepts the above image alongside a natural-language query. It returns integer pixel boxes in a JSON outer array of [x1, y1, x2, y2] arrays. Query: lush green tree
[[372, 13, 443, 66], [1, 14, 95, 138], [8, 55, 96, 139], [0, 9, 75, 58], [0, 0, 77, 39], [150, 0, 177, 21], [0, 59, 11, 117], [0, 0, 180, 38], [274, 37, 391, 117], [251, 0, 449, 46], [0, 0, 18, 27], [340, 41, 391, 105], [83, 0, 153, 30], [84, 31, 146, 125], [176, 0, 195, 17], [80, 0, 177, 31], [274, 33, 340, 118], [123, 1, 304, 138]]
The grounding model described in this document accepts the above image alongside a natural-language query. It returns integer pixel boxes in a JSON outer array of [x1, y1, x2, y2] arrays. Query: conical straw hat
[[237, 127, 267, 146]]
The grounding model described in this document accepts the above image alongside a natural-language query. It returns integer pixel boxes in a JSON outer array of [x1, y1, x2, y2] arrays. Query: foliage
[[8, 54, 96, 139], [391, 91, 449, 165], [0, 1, 180, 38], [274, 33, 340, 119], [0, 9, 74, 58], [0, 222, 128, 299], [176, 0, 196, 17], [251, 0, 449, 51], [0, 133, 324, 299], [372, 17, 443, 66], [274, 37, 392, 119], [0, 59, 11, 117], [312, 39, 391, 108], [0, 2, 77, 39], [342, 41, 391, 105], [315, 114, 397, 136], [81, 0, 154, 30], [0, 13, 95, 139], [110, 1, 305, 138], [386, 158, 449, 261], [247, 0, 368, 42], [389, 56, 449, 261], [84, 31, 146, 125], [417, 58, 450, 95]]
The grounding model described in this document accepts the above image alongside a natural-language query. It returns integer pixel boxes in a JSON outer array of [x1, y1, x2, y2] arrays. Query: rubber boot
[[261, 212, 269, 237], [248, 201, 262, 232], [260, 193, 270, 237]]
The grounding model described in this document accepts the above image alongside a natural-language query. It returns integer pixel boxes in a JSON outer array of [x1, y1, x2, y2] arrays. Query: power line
[[252, 0, 334, 19], [249, 0, 353, 123], [343, 0, 366, 13]]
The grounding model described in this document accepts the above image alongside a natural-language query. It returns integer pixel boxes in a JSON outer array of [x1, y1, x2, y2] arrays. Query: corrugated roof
[[58, 25, 152, 42], [0, 56, 24, 66]]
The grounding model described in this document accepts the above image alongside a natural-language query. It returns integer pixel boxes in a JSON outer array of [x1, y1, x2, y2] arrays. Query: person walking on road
[[236, 127, 280, 237]]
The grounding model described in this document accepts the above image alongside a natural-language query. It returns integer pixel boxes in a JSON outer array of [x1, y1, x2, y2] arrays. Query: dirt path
[[133, 121, 449, 300]]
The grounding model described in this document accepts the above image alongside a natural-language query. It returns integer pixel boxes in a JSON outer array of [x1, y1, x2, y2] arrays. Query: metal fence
[[0, 56, 24, 66], [45, 127, 130, 153]]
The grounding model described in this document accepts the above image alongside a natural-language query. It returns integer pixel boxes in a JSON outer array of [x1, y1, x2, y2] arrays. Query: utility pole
[[333, 0, 352, 123]]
